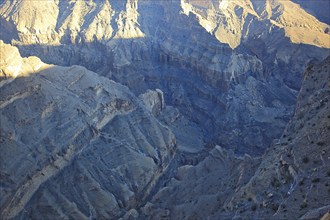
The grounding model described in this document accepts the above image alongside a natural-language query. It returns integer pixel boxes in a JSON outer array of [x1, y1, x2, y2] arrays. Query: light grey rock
[[139, 57, 330, 220], [123, 209, 139, 220], [1, 0, 328, 155], [222, 57, 330, 219], [140, 145, 261, 219], [139, 89, 165, 116], [0, 42, 176, 219], [0, 1, 330, 219]]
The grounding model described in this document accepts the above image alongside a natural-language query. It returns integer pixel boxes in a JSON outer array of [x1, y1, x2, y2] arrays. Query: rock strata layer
[[0, 41, 176, 219], [139, 57, 330, 220], [2, 0, 328, 154], [0, 1, 330, 219]]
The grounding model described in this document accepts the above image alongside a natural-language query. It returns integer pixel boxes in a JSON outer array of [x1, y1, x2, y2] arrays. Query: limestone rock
[[0, 0, 59, 44], [181, 0, 330, 49], [224, 57, 330, 219], [0, 40, 47, 79], [138, 57, 330, 220], [0, 42, 176, 219], [0, 1, 330, 219], [139, 89, 165, 116], [1, 0, 329, 154]]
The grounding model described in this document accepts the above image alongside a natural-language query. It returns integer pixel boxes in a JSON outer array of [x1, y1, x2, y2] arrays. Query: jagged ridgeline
[[0, 0, 329, 219]]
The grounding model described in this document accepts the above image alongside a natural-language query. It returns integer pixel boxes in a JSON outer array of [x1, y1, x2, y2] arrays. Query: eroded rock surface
[[0, 1, 330, 219], [0, 42, 176, 219], [1, 0, 329, 154], [138, 57, 330, 220], [225, 56, 330, 219], [139, 89, 165, 117]]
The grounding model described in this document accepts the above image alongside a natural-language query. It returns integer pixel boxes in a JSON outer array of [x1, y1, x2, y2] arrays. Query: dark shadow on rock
[[0, 62, 177, 219], [9, 39, 297, 156], [1, 0, 329, 156]]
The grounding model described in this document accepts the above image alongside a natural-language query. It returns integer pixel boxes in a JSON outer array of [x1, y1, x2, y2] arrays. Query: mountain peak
[[0, 1, 329, 219], [180, 0, 330, 48]]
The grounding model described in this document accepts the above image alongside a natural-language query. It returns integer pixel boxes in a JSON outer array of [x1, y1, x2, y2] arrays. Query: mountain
[[1, 0, 329, 155], [141, 56, 330, 219], [1, 0, 329, 47], [226, 56, 330, 219], [0, 41, 176, 219], [293, 0, 330, 24], [0, 0, 329, 219], [181, 0, 330, 48]]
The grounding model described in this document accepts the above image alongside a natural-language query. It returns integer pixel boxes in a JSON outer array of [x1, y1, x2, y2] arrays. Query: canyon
[[0, 0, 329, 219]]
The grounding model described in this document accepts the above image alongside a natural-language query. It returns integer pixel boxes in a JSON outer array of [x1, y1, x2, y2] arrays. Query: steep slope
[[0, 1, 329, 219], [181, 0, 330, 49], [293, 0, 330, 24], [2, 0, 328, 155], [178, 0, 330, 89], [0, 41, 176, 219], [140, 57, 330, 219], [225, 57, 330, 219], [0, 0, 144, 44], [139, 146, 262, 219]]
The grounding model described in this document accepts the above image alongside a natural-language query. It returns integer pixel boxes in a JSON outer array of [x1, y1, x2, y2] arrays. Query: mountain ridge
[[2, 0, 329, 155], [0, 1, 330, 219], [0, 41, 176, 219]]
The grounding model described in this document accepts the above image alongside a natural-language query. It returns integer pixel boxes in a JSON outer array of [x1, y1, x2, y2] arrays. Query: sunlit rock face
[[1, 0, 329, 48], [0, 40, 47, 79], [181, 0, 330, 49], [0, 42, 176, 219], [2, 0, 328, 154], [0, 1, 330, 219], [0, 0, 144, 44]]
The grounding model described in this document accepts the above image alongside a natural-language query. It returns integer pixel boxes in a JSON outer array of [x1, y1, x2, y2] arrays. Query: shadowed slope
[[0, 41, 176, 219]]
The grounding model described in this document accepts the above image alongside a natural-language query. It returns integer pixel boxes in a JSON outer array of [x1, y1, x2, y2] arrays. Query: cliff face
[[1, 0, 329, 47], [224, 56, 330, 219], [2, 0, 328, 154], [0, 41, 176, 219], [181, 0, 330, 49], [0, 0, 144, 44], [0, 1, 330, 219], [141, 57, 330, 220]]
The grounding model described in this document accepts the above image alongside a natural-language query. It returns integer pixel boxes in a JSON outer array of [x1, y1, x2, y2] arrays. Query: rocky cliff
[[2, 0, 329, 154], [0, 0, 330, 219], [0, 41, 176, 219], [224, 56, 330, 219], [138, 57, 330, 220]]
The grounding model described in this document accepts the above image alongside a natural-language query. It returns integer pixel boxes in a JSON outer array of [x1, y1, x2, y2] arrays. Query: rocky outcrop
[[139, 89, 165, 116], [137, 57, 330, 220], [223, 57, 330, 219], [139, 146, 261, 219], [1, 0, 329, 155], [0, 42, 176, 219], [181, 0, 330, 49], [0, 40, 47, 79]]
